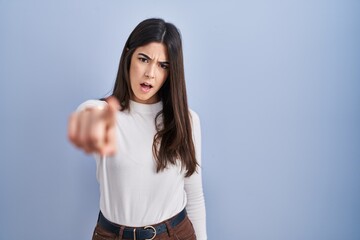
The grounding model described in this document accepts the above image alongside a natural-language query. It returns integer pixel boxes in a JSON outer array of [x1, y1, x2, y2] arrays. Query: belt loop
[[165, 220, 174, 237], [117, 225, 125, 240]]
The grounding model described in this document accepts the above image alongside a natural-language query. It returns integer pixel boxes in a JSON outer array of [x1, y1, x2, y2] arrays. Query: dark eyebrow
[[138, 53, 152, 60], [138, 53, 169, 64]]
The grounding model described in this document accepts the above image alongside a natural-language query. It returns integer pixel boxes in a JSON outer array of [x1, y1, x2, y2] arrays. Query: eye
[[138, 57, 149, 63], [160, 63, 169, 70]]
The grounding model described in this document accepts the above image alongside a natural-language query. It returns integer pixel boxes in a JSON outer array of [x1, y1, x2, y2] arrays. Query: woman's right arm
[[67, 96, 120, 156]]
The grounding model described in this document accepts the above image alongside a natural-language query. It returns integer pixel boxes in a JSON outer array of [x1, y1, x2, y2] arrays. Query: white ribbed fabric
[[76, 99, 207, 240]]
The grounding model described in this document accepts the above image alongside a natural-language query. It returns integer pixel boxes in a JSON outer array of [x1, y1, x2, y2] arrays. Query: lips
[[140, 82, 153, 88], [140, 82, 153, 93]]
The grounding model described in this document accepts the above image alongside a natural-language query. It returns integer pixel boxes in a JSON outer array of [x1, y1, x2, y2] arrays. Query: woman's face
[[129, 42, 169, 104]]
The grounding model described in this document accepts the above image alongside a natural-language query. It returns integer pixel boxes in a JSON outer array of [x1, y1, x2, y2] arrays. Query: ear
[[126, 47, 129, 51]]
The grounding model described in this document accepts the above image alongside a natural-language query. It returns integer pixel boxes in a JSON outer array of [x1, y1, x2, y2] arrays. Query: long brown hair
[[112, 18, 198, 177]]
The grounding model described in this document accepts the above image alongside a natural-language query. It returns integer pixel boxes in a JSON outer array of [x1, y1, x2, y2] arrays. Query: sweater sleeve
[[185, 109, 207, 240]]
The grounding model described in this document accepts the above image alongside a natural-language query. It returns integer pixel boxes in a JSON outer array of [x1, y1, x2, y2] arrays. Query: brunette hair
[[112, 18, 197, 177]]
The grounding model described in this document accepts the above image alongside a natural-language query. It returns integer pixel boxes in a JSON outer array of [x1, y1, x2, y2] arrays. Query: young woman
[[68, 18, 207, 240]]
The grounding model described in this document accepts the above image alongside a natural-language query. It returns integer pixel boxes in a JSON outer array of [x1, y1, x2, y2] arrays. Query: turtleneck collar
[[129, 100, 163, 114]]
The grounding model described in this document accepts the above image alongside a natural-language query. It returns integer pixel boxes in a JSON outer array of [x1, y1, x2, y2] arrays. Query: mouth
[[140, 82, 153, 93]]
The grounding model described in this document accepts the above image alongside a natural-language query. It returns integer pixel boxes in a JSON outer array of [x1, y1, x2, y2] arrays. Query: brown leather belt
[[97, 208, 187, 240]]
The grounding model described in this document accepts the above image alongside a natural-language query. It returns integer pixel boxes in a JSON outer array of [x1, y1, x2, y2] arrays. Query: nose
[[145, 64, 155, 79]]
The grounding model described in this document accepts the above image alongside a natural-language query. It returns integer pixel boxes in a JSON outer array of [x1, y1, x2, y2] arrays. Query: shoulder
[[189, 108, 201, 126]]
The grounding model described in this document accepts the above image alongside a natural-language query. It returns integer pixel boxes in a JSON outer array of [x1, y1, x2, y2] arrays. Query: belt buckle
[[144, 225, 156, 240]]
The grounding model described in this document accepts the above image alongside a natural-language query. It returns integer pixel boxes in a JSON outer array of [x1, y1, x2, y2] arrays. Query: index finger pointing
[[106, 96, 121, 112], [98, 96, 120, 122]]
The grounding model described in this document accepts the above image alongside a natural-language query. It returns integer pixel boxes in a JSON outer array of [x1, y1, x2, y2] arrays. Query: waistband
[[97, 208, 187, 240]]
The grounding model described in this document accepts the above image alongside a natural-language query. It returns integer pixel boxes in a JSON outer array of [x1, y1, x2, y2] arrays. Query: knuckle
[[68, 132, 75, 142], [68, 133, 80, 147], [79, 134, 89, 145], [88, 132, 99, 143]]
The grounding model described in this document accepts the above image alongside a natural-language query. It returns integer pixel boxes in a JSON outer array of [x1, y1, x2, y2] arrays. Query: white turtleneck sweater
[[76, 99, 207, 240]]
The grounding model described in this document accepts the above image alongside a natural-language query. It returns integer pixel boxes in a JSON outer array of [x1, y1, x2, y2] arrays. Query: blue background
[[1, 0, 360, 239]]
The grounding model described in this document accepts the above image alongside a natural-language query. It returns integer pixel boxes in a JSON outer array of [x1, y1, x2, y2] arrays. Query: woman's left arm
[[184, 110, 207, 240]]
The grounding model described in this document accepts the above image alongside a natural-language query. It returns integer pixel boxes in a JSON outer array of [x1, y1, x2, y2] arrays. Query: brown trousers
[[92, 215, 196, 240]]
